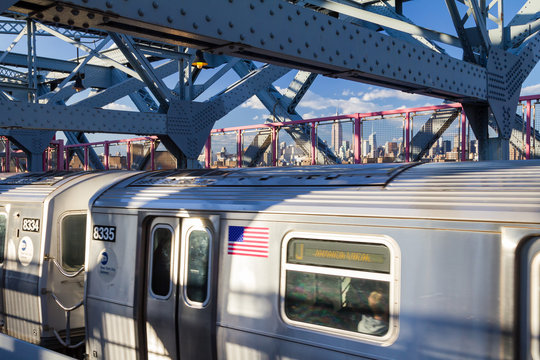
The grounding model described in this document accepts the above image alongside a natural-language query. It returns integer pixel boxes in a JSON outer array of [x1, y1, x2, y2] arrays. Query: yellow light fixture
[[192, 50, 208, 69], [72, 73, 85, 92]]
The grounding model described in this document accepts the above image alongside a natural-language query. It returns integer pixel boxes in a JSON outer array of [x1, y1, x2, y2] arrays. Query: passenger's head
[[367, 289, 388, 318]]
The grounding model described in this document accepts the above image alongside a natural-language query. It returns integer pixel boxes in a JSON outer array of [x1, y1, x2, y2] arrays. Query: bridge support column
[[2, 130, 55, 172]]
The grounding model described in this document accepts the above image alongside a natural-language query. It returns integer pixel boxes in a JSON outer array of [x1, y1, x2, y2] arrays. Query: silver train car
[[0, 171, 136, 353], [1, 160, 540, 359]]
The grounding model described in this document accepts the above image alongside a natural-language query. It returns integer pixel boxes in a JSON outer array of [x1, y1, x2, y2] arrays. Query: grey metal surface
[[86, 160, 540, 359], [94, 161, 540, 225], [0, 332, 74, 360]]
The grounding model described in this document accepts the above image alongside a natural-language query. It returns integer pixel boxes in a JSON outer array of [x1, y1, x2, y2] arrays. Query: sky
[[0, 1, 539, 142]]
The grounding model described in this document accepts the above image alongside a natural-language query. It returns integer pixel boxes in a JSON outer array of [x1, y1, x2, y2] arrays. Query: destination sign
[[287, 239, 390, 273]]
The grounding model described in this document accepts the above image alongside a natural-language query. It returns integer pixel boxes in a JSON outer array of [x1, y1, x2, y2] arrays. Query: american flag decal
[[228, 226, 269, 258]]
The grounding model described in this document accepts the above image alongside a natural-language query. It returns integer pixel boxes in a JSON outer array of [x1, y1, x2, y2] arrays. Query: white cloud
[[240, 95, 266, 110], [522, 83, 540, 96], [102, 102, 136, 111], [360, 88, 427, 102], [299, 90, 392, 114]]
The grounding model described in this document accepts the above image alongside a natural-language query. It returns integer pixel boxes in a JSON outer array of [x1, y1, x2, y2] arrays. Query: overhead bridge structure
[[0, 0, 534, 171]]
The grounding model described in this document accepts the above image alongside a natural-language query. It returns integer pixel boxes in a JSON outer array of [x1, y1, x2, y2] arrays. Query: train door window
[[150, 225, 174, 298], [185, 228, 211, 305], [530, 252, 540, 359], [61, 214, 86, 271], [281, 235, 399, 342], [0, 213, 6, 263]]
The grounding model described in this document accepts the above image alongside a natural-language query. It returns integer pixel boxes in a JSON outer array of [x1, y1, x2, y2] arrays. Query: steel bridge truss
[[0, 1, 534, 170]]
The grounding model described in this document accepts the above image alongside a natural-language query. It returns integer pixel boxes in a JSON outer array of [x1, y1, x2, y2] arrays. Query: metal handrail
[[44, 255, 84, 278], [43, 255, 85, 349], [50, 292, 83, 312], [48, 291, 84, 349], [52, 329, 84, 349]]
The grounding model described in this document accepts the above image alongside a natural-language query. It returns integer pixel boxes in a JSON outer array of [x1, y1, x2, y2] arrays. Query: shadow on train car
[[0, 171, 141, 358], [82, 161, 540, 360], [2, 161, 540, 360]]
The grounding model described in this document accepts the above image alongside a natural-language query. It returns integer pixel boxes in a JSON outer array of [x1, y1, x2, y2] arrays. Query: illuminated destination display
[[287, 239, 390, 273]]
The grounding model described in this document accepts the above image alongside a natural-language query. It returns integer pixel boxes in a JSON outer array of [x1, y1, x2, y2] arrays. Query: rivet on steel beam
[[36, 13, 44, 19], [83, 23, 89, 28], [138, 9, 144, 16], [250, 4, 254, 10], [152, 1, 158, 9], [56, 5, 64, 12], [180, 9, 186, 15], [68, 19, 74, 25], [106, 1, 112, 8], [193, 22, 198, 29], [205, 15, 211, 22], [53, 16, 60, 22], [71, 9, 79, 15], [167, 16, 173, 23], [87, 13, 95, 19]]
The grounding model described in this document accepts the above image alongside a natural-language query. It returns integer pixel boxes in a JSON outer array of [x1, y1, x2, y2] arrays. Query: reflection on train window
[[151, 226, 173, 298], [0, 213, 6, 263], [283, 238, 393, 338], [61, 214, 86, 271], [186, 229, 211, 304]]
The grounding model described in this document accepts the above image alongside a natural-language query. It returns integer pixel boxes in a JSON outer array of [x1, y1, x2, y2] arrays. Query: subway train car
[[81, 160, 540, 360], [0, 171, 137, 352]]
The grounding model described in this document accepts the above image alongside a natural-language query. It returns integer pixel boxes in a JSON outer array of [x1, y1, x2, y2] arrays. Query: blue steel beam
[[8, 0, 489, 102]]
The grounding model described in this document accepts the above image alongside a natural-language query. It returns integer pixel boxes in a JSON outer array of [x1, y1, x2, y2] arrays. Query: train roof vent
[[128, 163, 413, 187], [0, 171, 82, 185]]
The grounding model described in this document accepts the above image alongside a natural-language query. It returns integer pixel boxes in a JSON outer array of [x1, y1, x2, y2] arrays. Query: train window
[[150, 226, 173, 298], [0, 213, 6, 263], [61, 214, 86, 271], [185, 228, 211, 304], [282, 236, 397, 341], [530, 252, 540, 359]]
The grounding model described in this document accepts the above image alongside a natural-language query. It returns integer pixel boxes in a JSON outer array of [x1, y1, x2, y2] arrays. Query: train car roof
[[93, 161, 540, 224], [0, 171, 89, 202]]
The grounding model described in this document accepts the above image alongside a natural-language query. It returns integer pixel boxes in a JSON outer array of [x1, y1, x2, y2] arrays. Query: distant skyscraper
[[362, 140, 370, 157], [332, 122, 343, 154], [368, 132, 377, 157]]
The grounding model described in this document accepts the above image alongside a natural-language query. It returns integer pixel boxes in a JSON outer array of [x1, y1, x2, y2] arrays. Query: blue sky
[[1, 1, 539, 140]]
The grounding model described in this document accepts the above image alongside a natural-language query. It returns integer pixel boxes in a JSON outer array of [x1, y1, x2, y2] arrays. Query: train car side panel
[[215, 215, 504, 360], [85, 211, 140, 359], [4, 203, 44, 344]]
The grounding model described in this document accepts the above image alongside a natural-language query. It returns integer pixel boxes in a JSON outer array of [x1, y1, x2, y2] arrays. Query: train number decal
[[22, 218, 40, 232], [93, 225, 117, 242]]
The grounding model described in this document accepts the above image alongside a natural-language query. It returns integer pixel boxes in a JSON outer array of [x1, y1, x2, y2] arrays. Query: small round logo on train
[[17, 236, 33, 266]]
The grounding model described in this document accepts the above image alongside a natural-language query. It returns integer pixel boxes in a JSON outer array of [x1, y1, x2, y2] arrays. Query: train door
[[0, 211, 6, 330], [144, 216, 217, 360], [520, 236, 540, 360], [145, 217, 180, 360]]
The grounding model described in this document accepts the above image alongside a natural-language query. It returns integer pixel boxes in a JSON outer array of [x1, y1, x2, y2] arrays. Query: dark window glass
[[61, 214, 86, 271], [0, 214, 6, 263], [284, 239, 392, 337], [151, 227, 173, 297], [186, 230, 210, 303]]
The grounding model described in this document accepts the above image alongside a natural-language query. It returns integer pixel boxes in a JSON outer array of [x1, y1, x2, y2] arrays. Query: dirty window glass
[[61, 214, 86, 271], [151, 227, 173, 297], [186, 229, 211, 303], [284, 238, 393, 338], [0, 213, 6, 263]]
